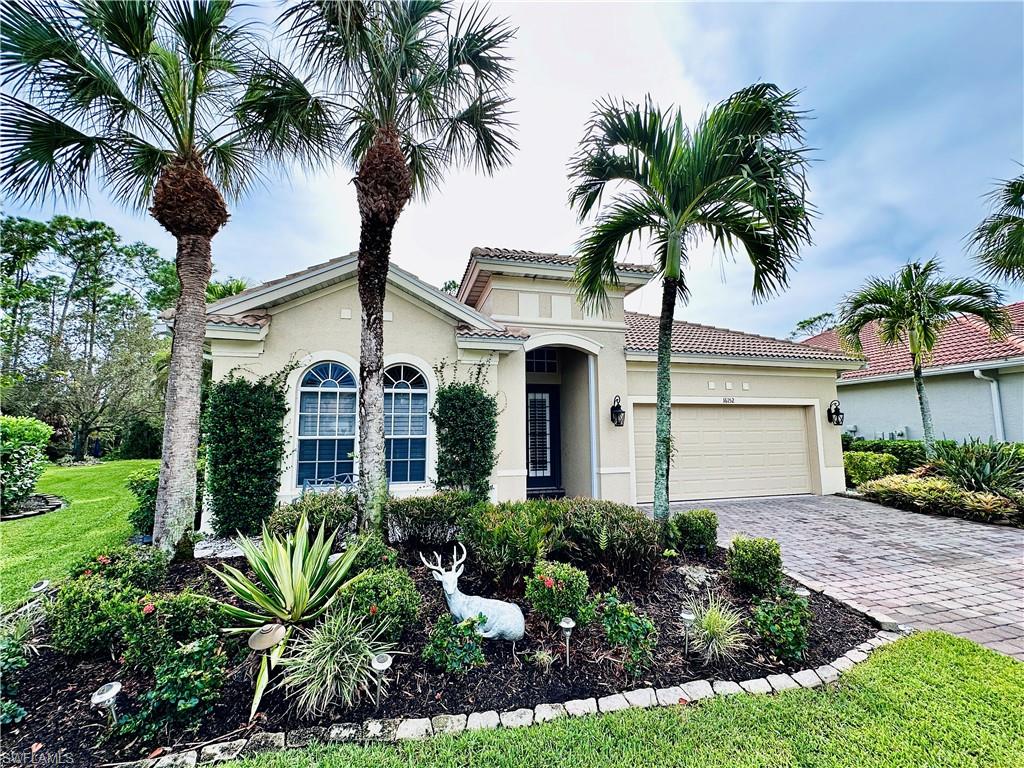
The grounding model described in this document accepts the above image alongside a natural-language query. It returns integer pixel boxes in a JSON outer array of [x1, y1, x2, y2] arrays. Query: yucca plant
[[210, 514, 365, 718], [683, 593, 747, 664], [932, 438, 1024, 494]]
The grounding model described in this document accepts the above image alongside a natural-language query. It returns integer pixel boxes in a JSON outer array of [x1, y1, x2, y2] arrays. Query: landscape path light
[[371, 652, 394, 709], [248, 623, 286, 651], [793, 587, 811, 599], [680, 609, 696, 656], [559, 617, 576, 668], [90, 681, 122, 726]]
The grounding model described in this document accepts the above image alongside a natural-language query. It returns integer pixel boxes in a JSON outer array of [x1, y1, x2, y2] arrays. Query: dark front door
[[526, 384, 561, 495]]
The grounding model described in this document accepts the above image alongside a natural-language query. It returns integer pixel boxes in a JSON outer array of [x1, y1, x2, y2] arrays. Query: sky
[[9, 1, 1024, 339]]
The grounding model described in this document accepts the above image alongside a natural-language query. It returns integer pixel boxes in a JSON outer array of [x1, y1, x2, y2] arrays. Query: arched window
[[383, 364, 428, 483], [296, 362, 357, 486]]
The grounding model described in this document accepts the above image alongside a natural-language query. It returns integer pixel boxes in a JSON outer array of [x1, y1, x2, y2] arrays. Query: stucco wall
[[837, 372, 1016, 442], [625, 361, 846, 496], [999, 371, 1024, 442]]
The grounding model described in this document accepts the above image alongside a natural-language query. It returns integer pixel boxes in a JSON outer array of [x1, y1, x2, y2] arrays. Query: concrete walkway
[[672, 495, 1024, 661]]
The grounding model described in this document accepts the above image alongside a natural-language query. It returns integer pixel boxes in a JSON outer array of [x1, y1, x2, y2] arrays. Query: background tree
[[281, 0, 517, 525], [2, 0, 338, 556], [569, 86, 814, 528], [970, 171, 1024, 284], [788, 311, 834, 340], [1, 216, 50, 377], [838, 259, 1009, 456]]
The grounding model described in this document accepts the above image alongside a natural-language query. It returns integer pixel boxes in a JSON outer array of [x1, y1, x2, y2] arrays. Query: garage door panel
[[633, 403, 812, 503]]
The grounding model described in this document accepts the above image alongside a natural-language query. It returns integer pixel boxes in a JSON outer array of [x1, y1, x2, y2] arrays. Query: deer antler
[[419, 550, 445, 573], [452, 542, 467, 569]]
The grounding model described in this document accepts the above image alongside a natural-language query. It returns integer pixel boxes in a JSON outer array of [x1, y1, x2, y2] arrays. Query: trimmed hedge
[[268, 490, 357, 538], [556, 497, 661, 582], [845, 438, 955, 473], [727, 537, 783, 595], [858, 474, 1021, 526], [843, 451, 899, 487], [1, 415, 53, 509], [383, 491, 473, 547], [665, 508, 718, 555], [204, 372, 290, 537]]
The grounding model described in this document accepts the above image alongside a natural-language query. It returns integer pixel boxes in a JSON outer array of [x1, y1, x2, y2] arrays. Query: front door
[[526, 384, 562, 495]]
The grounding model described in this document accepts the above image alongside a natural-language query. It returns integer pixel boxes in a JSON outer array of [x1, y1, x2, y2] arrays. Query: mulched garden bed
[[3, 547, 875, 767], [0, 494, 64, 521]]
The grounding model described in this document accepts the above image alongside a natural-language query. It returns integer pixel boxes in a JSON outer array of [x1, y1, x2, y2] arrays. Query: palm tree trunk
[[912, 362, 936, 458], [653, 276, 678, 529], [353, 128, 412, 528], [153, 233, 211, 557]]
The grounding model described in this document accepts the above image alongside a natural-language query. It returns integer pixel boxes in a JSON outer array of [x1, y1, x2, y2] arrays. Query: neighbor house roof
[[458, 246, 657, 306], [624, 312, 859, 364], [802, 302, 1024, 381]]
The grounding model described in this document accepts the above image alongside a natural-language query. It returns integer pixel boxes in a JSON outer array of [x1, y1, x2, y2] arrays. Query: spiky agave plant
[[210, 514, 364, 718]]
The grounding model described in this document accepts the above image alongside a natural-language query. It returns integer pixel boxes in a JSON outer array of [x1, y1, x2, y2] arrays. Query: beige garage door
[[633, 404, 813, 503]]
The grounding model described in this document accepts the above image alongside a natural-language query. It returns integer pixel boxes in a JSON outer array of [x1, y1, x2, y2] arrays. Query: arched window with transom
[[383, 364, 428, 483], [296, 362, 357, 487]]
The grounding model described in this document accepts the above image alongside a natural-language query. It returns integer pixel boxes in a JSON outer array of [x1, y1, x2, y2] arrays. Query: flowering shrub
[[340, 567, 421, 642], [345, 530, 399, 573], [71, 544, 168, 590], [119, 591, 226, 669], [524, 560, 594, 624], [422, 613, 486, 674], [47, 576, 140, 656]]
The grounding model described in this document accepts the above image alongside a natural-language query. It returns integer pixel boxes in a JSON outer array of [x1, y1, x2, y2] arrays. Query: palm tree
[[838, 259, 1009, 457], [280, 0, 516, 526], [206, 276, 249, 301], [2, 0, 339, 556], [970, 172, 1024, 284], [569, 86, 814, 528]]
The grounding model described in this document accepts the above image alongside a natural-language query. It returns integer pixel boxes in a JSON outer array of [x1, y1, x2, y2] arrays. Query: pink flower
[[369, 604, 378, 616], [97, 555, 111, 565], [142, 603, 156, 615], [83, 569, 93, 576], [543, 577, 554, 589]]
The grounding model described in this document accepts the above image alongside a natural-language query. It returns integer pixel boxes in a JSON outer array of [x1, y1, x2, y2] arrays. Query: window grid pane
[[383, 365, 428, 484], [298, 362, 356, 485]]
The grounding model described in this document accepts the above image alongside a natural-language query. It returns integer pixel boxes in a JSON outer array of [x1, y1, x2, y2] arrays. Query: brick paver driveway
[[674, 495, 1024, 661]]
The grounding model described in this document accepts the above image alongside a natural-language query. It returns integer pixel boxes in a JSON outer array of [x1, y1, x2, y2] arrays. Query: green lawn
[[233, 632, 1024, 768], [0, 459, 156, 608]]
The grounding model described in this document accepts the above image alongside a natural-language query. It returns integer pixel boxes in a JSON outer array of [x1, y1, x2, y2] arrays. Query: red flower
[[142, 603, 156, 615], [83, 569, 93, 576], [543, 577, 554, 589], [97, 555, 111, 565], [369, 604, 378, 616]]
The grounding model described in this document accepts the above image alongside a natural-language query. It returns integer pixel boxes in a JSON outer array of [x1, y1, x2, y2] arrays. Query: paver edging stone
[[124, 578, 912, 766]]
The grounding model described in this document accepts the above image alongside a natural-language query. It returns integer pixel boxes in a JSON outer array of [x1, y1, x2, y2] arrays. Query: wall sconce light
[[610, 396, 625, 427], [827, 400, 845, 426]]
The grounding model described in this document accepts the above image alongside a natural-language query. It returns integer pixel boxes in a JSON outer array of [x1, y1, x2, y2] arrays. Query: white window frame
[[295, 360, 359, 489], [383, 363, 430, 487]]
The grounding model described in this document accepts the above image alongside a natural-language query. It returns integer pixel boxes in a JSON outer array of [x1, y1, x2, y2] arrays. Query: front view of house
[[200, 248, 860, 505]]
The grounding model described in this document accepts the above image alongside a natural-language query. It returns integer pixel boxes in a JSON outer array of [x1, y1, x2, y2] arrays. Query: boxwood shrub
[[727, 536, 783, 595], [525, 559, 594, 624], [267, 490, 357, 538], [340, 566, 421, 641], [383, 491, 473, 547], [665, 508, 718, 554], [859, 474, 1021, 525], [844, 451, 899, 487]]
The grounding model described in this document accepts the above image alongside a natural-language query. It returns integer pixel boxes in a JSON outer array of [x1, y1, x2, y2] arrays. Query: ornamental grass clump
[[683, 593, 747, 664], [280, 604, 396, 716], [210, 514, 365, 718]]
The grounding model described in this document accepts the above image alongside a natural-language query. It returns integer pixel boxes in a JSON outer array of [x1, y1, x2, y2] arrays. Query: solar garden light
[[90, 681, 122, 726], [559, 617, 576, 668], [793, 587, 811, 599], [29, 579, 49, 595], [248, 623, 287, 651], [680, 610, 696, 656], [370, 653, 394, 709]]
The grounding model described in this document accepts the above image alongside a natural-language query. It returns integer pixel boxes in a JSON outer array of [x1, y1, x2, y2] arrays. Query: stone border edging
[[104, 576, 914, 768], [0, 494, 64, 522]]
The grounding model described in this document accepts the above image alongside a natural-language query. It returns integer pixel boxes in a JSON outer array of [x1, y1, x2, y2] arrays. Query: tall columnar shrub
[[430, 363, 498, 500], [0, 416, 53, 510], [205, 372, 290, 536]]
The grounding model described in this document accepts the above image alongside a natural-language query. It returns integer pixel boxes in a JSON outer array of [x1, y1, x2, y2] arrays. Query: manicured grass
[[233, 633, 1024, 768], [0, 460, 156, 608]]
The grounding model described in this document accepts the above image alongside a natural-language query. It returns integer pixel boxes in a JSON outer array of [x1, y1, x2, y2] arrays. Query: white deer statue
[[420, 543, 525, 642]]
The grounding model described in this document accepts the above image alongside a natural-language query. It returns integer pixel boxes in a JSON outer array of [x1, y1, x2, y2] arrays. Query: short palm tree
[[569, 86, 814, 527], [838, 259, 1009, 456], [280, 0, 517, 525], [970, 172, 1024, 284], [1, 0, 339, 556]]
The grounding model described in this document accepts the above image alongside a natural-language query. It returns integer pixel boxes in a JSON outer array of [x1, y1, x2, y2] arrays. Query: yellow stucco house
[[201, 247, 860, 506]]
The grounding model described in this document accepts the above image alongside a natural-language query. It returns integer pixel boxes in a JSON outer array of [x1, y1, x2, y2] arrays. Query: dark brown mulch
[[3, 548, 875, 767], [0, 494, 64, 521]]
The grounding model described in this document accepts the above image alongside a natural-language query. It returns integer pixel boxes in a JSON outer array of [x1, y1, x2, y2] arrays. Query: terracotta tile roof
[[455, 325, 529, 340], [624, 311, 857, 362], [469, 246, 657, 274], [802, 302, 1024, 380], [161, 309, 270, 329]]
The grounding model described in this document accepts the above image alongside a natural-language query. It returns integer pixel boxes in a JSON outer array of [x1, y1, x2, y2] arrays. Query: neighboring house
[[803, 302, 1024, 443], [193, 247, 858, 506]]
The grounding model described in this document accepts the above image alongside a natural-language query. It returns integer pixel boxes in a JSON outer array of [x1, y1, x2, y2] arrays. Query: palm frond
[[970, 172, 1024, 284]]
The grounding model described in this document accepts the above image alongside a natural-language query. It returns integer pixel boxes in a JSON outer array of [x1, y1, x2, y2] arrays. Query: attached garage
[[632, 403, 814, 503]]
